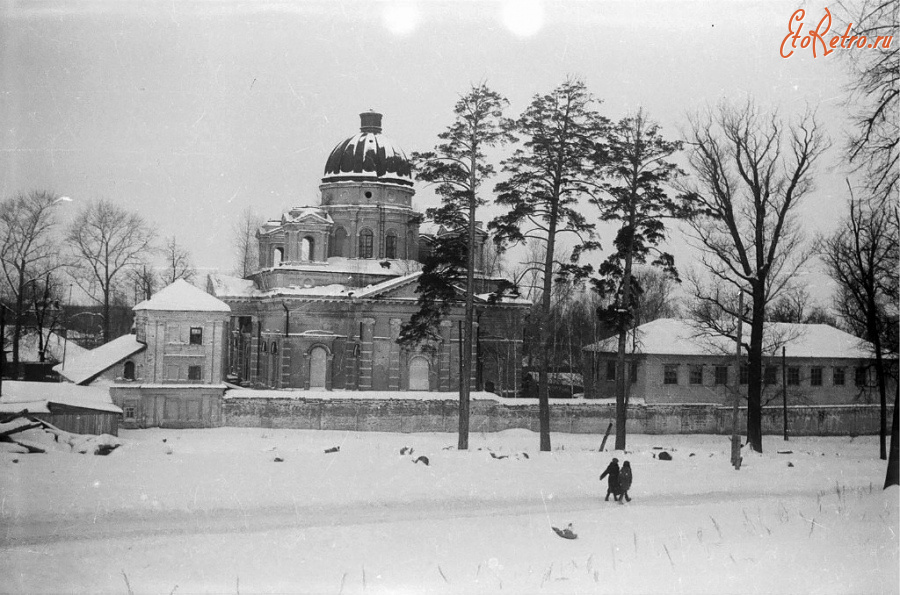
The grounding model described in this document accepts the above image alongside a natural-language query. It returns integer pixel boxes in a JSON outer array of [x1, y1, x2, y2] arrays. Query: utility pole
[[731, 293, 743, 470]]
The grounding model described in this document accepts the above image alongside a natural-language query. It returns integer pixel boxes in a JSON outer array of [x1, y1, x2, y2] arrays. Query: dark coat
[[599, 460, 620, 493], [619, 462, 633, 492]]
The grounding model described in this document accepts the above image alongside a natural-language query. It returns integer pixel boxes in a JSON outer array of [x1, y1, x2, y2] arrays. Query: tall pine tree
[[590, 109, 689, 451], [491, 77, 609, 451], [399, 83, 514, 450]]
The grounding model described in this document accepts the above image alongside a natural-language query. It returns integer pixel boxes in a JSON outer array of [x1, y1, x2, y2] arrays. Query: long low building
[[582, 318, 893, 406]]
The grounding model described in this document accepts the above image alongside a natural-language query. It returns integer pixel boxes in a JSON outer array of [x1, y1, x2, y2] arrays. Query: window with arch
[[273, 247, 284, 266], [123, 360, 135, 381], [358, 229, 374, 259], [301, 236, 315, 261], [385, 231, 398, 259], [331, 227, 348, 257], [271, 342, 278, 355]]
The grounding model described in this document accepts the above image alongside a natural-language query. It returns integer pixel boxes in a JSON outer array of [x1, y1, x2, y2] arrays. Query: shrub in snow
[[657, 451, 672, 461], [414, 455, 429, 466]]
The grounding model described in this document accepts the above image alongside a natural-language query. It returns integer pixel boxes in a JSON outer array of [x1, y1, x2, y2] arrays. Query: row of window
[[273, 230, 401, 262], [659, 363, 867, 387]]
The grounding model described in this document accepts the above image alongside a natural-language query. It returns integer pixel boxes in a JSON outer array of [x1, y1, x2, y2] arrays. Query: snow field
[[1, 429, 897, 594]]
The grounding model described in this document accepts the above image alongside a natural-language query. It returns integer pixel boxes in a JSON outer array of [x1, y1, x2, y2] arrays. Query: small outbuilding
[[0, 381, 122, 436]]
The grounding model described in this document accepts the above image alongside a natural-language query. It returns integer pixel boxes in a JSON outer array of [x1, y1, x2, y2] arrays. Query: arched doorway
[[408, 357, 430, 390], [273, 247, 284, 266], [309, 346, 327, 388]]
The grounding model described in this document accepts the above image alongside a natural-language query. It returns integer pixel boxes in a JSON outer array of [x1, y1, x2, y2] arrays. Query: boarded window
[[689, 365, 703, 385], [190, 327, 203, 345], [309, 347, 327, 388], [833, 367, 845, 386], [714, 366, 728, 386], [166, 364, 180, 381], [663, 364, 678, 385], [810, 367, 823, 386], [188, 365, 202, 381], [605, 361, 616, 381], [408, 357, 430, 390], [787, 367, 800, 386]]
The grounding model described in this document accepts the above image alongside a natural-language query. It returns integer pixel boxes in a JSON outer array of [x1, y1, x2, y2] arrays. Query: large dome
[[322, 112, 413, 187]]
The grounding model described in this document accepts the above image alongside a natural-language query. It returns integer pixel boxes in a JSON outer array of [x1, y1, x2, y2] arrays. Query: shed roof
[[0, 380, 122, 414], [583, 318, 877, 360], [53, 334, 146, 385], [133, 279, 230, 313]]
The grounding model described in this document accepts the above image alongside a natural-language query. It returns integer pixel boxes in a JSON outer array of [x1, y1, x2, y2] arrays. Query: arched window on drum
[[385, 230, 398, 259], [358, 228, 374, 259]]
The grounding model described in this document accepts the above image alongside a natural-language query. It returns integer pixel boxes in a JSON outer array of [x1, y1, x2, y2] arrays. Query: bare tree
[[162, 236, 195, 285], [66, 200, 157, 342], [232, 206, 263, 278], [822, 187, 898, 461], [767, 286, 813, 323], [27, 272, 64, 363], [682, 101, 827, 453], [632, 266, 681, 324], [0, 191, 67, 369], [129, 263, 158, 303], [838, 0, 898, 205]]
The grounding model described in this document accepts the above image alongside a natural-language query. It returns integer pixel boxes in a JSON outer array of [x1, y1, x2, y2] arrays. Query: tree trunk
[[458, 162, 478, 451], [746, 283, 765, 453], [538, 209, 559, 452], [867, 294, 888, 460], [614, 221, 636, 451], [885, 388, 898, 489], [12, 267, 24, 369]]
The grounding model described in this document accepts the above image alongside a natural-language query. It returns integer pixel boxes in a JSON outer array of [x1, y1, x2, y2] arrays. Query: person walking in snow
[[617, 460, 632, 503], [599, 457, 621, 501]]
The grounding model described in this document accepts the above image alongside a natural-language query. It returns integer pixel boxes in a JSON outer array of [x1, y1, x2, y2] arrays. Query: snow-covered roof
[[260, 257, 423, 278], [0, 380, 122, 414], [352, 272, 421, 298], [583, 318, 877, 360], [134, 279, 230, 313], [4, 330, 89, 363], [53, 334, 146, 385]]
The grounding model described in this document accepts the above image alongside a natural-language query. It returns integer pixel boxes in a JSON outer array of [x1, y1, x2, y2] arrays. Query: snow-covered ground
[[1, 428, 896, 594]]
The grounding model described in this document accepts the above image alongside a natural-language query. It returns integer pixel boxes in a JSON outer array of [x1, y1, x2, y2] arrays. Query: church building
[[208, 111, 527, 396]]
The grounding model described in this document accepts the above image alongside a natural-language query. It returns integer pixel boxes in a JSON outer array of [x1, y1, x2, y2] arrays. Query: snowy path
[[2, 487, 823, 547]]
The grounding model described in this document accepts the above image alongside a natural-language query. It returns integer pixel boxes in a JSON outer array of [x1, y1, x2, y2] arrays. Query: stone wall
[[224, 397, 892, 437]]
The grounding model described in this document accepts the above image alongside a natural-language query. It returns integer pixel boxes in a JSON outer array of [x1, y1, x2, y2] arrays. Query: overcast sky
[[1, 0, 859, 303]]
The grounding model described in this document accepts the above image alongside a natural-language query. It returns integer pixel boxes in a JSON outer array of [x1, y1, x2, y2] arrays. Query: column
[[281, 341, 293, 388], [388, 318, 402, 390], [439, 320, 452, 391], [359, 317, 376, 390]]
